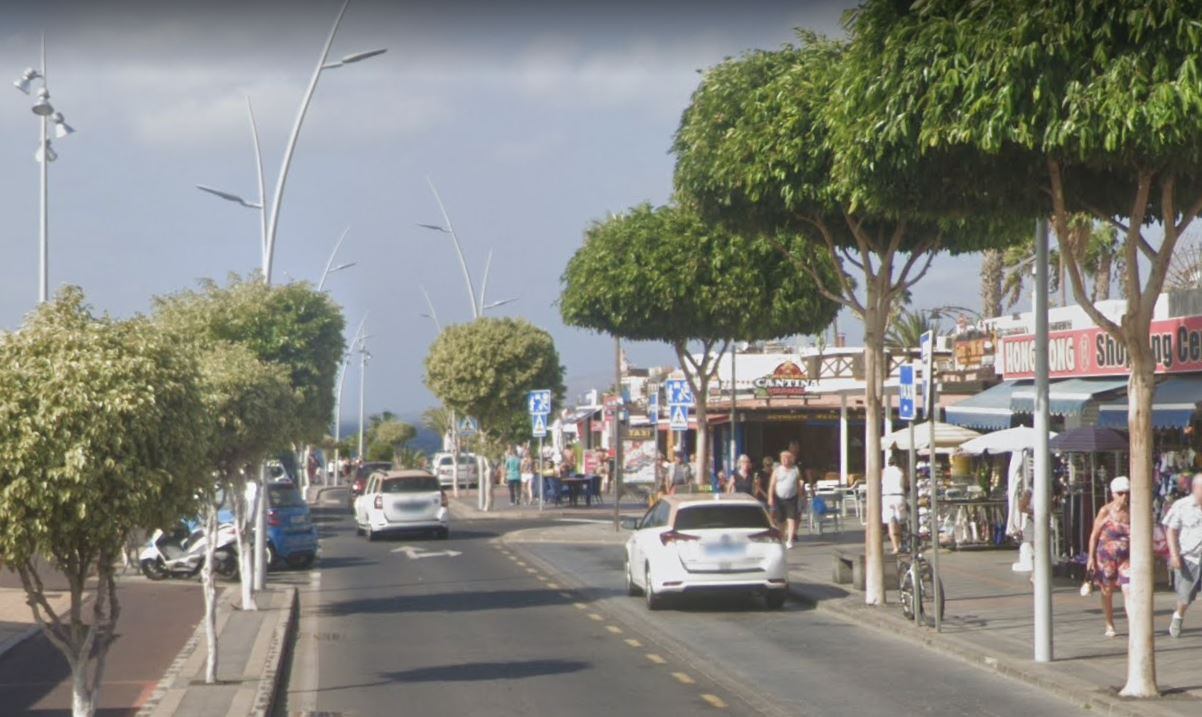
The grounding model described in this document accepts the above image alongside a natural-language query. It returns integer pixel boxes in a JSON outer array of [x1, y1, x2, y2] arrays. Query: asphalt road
[[283, 505, 1083, 717]]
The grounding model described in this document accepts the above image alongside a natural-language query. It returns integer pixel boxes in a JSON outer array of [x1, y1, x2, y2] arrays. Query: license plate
[[397, 501, 426, 511], [703, 542, 745, 557], [291, 515, 308, 526]]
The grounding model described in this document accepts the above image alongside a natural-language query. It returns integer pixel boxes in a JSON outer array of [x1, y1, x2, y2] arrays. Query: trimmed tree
[[837, 0, 1202, 695], [559, 203, 840, 485], [672, 32, 1017, 606], [0, 289, 211, 717]]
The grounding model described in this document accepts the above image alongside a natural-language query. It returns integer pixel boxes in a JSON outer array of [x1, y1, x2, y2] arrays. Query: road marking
[[555, 518, 612, 524], [646, 654, 666, 664], [671, 672, 695, 685], [525, 568, 538, 574], [508, 556, 518, 561], [605, 625, 622, 634], [391, 545, 462, 559], [700, 694, 727, 709], [516, 561, 527, 567], [624, 638, 642, 648], [587, 613, 603, 621], [546, 582, 559, 589], [537, 576, 548, 582], [558, 591, 573, 599], [573, 602, 588, 610]]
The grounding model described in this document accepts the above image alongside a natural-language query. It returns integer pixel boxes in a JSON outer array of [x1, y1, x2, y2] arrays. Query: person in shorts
[[769, 450, 801, 549], [1165, 473, 1202, 637], [881, 455, 908, 555], [669, 452, 691, 494]]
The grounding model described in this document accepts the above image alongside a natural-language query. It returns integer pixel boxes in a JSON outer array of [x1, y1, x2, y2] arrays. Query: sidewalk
[[0, 582, 70, 660], [446, 488, 650, 521], [503, 518, 1202, 716]]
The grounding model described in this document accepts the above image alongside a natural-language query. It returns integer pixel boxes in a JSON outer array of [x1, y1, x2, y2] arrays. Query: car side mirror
[[619, 517, 640, 531]]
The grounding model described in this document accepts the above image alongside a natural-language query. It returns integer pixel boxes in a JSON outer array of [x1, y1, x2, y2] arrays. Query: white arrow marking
[[391, 545, 462, 559]]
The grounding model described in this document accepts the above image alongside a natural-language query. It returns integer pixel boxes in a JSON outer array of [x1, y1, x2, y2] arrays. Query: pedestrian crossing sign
[[669, 404, 688, 431], [531, 413, 548, 438]]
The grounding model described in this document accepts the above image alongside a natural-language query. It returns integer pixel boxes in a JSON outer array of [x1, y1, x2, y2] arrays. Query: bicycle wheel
[[918, 562, 945, 625], [898, 567, 917, 621]]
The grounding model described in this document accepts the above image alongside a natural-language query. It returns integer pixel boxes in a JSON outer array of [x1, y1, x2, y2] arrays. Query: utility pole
[[1033, 218, 1053, 662], [613, 336, 624, 531]]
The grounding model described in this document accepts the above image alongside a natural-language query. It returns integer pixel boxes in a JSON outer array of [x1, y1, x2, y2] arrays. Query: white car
[[354, 470, 450, 540], [623, 494, 788, 610], [432, 452, 479, 489]]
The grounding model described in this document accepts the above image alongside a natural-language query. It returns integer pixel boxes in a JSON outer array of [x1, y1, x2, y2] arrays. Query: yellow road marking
[[537, 576, 548, 582], [525, 568, 538, 574], [645, 654, 666, 664], [624, 638, 642, 648], [573, 602, 588, 610], [546, 582, 559, 589], [605, 625, 622, 634], [507, 556, 518, 561], [700, 694, 727, 709], [515, 561, 527, 567], [587, 613, 603, 621], [671, 672, 694, 685], [558, 592, 573, 599]]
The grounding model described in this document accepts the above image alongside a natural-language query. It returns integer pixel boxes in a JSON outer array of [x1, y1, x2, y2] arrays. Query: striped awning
[[946, 380, 1022, 430], [1097, 376, 1202, 429], [1011, 378, 1128, 417]]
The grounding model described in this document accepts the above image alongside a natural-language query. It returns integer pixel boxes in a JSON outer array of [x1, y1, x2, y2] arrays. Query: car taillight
[[374, 495, 383, 509], [659, 530, 701, 546], [749, 528, 782, 543], [267, 510, 281, 527]]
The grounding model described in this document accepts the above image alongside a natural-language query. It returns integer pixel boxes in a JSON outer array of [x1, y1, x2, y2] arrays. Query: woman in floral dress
[[1086, 476, 1131, 638]]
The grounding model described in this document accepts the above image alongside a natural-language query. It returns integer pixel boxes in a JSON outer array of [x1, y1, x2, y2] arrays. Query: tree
[[836, 0, 1202, 695], [672, 34, 1014, 605], [0, 289, 211, 717], [422, 405, 453, 439], [368, 417, 417, 463], [425, 318, 565, 449], [885, 309, 941, 351], [980, 250, 1004, 319], [560, 203, 839, 484]]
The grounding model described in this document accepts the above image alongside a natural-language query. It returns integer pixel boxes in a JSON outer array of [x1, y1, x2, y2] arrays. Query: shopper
[[756, 456, 775, 504], [1086, 476, 1131, 638], [881, 455, 907, 555], [731, 455, 756, 495], [504, 446, 522, 506], [669, 452, 691, 495], [769, 450, 801, 549], [520, 450, 535, 505], [1165, 473, 1202, 638]]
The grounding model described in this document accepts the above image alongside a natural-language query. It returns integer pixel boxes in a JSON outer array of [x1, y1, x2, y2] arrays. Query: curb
[[251, 586, 298, 717], [788, 584, 1187, 717]]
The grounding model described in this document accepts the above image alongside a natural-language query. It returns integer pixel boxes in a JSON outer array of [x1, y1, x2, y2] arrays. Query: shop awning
[[945, 380, 1022, 430], [1010, 377, 1128, 417], [1096, 376, 1202, 429]]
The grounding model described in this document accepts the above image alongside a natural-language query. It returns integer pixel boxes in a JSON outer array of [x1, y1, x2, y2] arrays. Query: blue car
[[263, 481, 318, 569]]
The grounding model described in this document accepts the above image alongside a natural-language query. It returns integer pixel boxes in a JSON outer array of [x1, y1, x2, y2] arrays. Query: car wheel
[[266, 544, 278, 570], [355, 524, 364, 536], [644, 564, 664, 610], [140, 558, 169, 581], [625, 559, 641, 597], [764, 590, 787, 610]]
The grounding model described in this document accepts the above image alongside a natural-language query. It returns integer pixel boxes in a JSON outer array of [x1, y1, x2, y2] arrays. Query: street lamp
[[318, 226, 354, 291], [332, 314, 367, 486], [357, 332, 373, 460], [14, 35, 75, 304]]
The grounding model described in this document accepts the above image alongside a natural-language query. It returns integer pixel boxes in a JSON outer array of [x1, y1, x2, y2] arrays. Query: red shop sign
[[1000, 314, 1202, 379]]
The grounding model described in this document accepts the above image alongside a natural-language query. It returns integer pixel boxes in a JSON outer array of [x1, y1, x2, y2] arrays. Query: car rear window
[[268, 485, 306, 508], [382, 476, 440, 493], [674, 505, 769, 530]]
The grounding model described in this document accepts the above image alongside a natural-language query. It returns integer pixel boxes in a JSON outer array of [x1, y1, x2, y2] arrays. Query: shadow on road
[[320, 587, 593, 617], [384, 659, 590, 683]]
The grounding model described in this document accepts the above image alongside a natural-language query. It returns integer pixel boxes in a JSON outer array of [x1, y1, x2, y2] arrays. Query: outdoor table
[[560, 476, 595, 506]]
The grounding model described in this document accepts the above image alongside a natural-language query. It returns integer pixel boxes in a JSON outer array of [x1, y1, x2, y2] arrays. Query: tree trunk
[[1120, 343, 1159, 697], [202, 500, 220, 684], [694, 382, 709, 488], [71, 660, 94, 717], [862, 297, 888, 606], [1094, 251, 1112, 301], [980, 250, 1004, 318], [231, 476, 256, 611]]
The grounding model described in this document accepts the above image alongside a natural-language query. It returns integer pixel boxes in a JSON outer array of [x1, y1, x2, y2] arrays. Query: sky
[[0, 0, 983, 420]]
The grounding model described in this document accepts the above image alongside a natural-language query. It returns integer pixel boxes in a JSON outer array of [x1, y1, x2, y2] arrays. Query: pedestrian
[[669, 451, 691, 495], [504, 446, 522, 506], [881, 455, 907, 555], [756, 456, 774, 504], [769, 450, 801, 549], [520, 449, 535, 505], [1086, 475, 1130, 638], [731, 455, 757, 495], [1165, 473, 1202, 638]]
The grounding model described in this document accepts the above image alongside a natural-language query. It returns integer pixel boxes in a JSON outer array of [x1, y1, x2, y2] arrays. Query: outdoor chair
[[808, 493, 842, 536]]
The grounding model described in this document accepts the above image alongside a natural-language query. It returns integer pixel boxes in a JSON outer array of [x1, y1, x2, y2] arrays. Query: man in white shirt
[[1164, 473, 1202, 637], [881, 455, 907, 555]]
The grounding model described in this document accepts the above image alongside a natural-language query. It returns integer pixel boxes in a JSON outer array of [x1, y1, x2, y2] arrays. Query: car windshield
[[268, 485, 306, 508], [382, 476, 440, 493], [674, 505, 769, 531]]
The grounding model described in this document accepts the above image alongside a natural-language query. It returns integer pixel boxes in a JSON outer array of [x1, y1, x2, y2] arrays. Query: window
[[267, 484, 306, 509], [642, 501, 670, 529], [382, 476, 440, 493], [673, 505, 770, 531]]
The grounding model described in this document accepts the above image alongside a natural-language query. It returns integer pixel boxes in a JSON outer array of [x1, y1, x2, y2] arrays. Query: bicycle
[[896, 519, 945, 626]]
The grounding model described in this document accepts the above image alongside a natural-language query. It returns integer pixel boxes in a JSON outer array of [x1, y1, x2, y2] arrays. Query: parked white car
[[354, 470, 450, 540], [623, 495, 788, 610], [432, 452, 479, 489]]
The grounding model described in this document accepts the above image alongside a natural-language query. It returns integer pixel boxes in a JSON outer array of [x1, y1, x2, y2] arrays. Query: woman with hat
[[1086, 475, 1131, 638]]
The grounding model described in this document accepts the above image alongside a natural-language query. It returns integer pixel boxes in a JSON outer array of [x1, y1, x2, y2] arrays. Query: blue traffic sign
[[527, 389, 552, 415], [898, 363, 916, 421], [458, 416, 479, 435], [665, 379, 694, 407], [669, 404, 689, 431], [648, 390, 660, 425], [531, 413, 548, 438]]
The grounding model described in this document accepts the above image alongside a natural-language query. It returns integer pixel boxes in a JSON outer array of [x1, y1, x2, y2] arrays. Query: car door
[[357, 476, 376, 525], [633, 501, 670, 586], [627, 503, 657, 575]]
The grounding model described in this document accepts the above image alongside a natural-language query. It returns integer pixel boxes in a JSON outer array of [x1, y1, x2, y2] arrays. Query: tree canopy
[[424, 317, 565, 444], [559, 203, 840, 343]]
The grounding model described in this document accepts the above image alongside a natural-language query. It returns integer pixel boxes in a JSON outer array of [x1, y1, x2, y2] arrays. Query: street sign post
[[919, 330, 942, 632], [527, 389, 551, 510], [665, 379, 694, 408], [527, 389, 551, 416], [531, 413, 547, 438], [458, 415, 478, 436], [899, 362, 921, 627], [898, 364, 916, 422], [648, 389, 660, 426]]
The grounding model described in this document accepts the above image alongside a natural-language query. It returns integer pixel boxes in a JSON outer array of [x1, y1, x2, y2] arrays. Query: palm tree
[[980, 250, 1004, 318], [885, 308, 942, 349]]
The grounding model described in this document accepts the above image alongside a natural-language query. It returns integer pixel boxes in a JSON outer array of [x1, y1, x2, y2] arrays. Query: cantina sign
[[1000, 314, 1202, 379], [753, 361, 816, 398]]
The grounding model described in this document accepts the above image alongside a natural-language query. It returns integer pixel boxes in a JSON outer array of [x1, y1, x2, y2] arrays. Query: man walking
[[1165, 473, 1202, 637], [504, 446, 522, 506]]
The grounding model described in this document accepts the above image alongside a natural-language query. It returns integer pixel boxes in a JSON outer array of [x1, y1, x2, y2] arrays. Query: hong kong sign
[[1000, 314, 1202, 379], [753, 361, 816, 398]]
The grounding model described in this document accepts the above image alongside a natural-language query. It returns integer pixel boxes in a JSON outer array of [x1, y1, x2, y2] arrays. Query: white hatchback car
[[623, 494, 788, 610], [354, 470, 450, 540]]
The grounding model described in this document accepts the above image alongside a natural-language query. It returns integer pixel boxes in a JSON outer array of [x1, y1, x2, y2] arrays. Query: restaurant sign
[[1000, 313, 1202, 379], [753, 361, 816, 398]]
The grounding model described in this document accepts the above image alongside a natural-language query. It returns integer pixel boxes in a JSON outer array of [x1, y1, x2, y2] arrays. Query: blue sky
[[0, 1, 982, 419]]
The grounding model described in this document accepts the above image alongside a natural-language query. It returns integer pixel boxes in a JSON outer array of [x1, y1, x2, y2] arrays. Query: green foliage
[[560, 203, 839, 342], [885, 309, 941, 350], [153, 275, 346, 445], [424, 318, 565, 445], [0, 287, 211, 566], [422, 405, 453, 437], [365, 440, 395, 463], [365, 417, 416, 463]]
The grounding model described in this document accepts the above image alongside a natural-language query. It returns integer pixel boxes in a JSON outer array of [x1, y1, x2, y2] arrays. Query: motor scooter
[[139, 520, 239, 581]]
